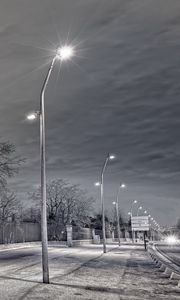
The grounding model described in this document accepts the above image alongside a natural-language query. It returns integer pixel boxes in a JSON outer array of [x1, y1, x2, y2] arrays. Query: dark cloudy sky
[[0, 0, 180, 226]]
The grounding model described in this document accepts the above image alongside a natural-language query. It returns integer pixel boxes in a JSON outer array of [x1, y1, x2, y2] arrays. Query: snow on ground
[[0, 243, 179, 299]]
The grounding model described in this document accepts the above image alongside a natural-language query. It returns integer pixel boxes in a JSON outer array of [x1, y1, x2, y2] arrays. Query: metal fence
[[0, 222, 41, 244]]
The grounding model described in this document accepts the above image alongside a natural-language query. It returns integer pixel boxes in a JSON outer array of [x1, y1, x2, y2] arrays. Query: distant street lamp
[[95, 153, 115, 253], [27, 45, 74, 284], [114, 183, 126, 246], [130, 200, 137, 217], [129, 200, 137, 243], [137, 206, 142, 216]]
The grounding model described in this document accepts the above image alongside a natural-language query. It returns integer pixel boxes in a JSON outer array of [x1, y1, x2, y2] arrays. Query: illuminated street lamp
[[27, 45, 74, 284], [130, 200, 137, 217], [129, 200, 137, 243], [27, 113, 38, 120], [95, 153, 115, 253], [115, 183, 126, 246], [137, 206, 142, 216]]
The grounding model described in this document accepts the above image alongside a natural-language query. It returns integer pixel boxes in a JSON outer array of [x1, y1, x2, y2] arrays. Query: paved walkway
[[0, 243, 179, 299]]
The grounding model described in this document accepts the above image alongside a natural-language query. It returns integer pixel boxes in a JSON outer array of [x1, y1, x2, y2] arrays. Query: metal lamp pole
[[130, 200, 137, 243], [137, 206, 142, 217], [27, 46, 74, 284], [100, 153, 115, 254], [40, 56, 56, 284], [115, 183, 126, 247], [130, 200, 137, 217]]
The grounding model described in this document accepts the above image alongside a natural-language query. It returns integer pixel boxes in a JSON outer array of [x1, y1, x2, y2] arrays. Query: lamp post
[[137, 206, 142, 216], [130, 200, 137, 217], [95, 153, 115, 253], [27, 45, 74, 284], [129, 200, 137, 243], [115, 183, 126, 246]]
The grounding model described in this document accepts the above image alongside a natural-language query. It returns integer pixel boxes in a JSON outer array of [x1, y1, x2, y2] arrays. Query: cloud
[[0, 0, 180, 225]]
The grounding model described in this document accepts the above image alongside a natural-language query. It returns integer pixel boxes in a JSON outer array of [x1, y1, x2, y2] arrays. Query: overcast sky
[[0, 0, 180, 226]]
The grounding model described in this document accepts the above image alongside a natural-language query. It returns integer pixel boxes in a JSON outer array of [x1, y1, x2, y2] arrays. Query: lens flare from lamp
[[166, 235, 178, 245], [56, 46, 74, 61]]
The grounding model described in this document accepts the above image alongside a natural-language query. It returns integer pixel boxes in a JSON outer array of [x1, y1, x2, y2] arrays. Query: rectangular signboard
[[131, 216, 149, 231]]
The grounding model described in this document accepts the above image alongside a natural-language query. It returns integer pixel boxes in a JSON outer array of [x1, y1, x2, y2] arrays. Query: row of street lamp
[[126, 201, 161, 233], [94, 153, 128, 253], [26, 44, 160, 283], [93, 154, 161, 253]]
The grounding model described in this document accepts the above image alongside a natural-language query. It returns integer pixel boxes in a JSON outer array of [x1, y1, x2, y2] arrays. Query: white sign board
[[131, 216, 149, 231]]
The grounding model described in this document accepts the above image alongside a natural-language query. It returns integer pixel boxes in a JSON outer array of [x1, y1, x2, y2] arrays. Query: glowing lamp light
[[166, 235, 178, 245], [109, 155, 115, 160], [56, 45, 74, 61], [112, 201, 116, 205], [120, 183, 126, 189], [27, 113, 37, 121], [94, 182, 101, 187]]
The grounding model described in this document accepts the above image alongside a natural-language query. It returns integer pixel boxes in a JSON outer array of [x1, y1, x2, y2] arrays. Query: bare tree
[[0, 188, 21, 243], [22, 207, 41, 223], [30, 179, 95, 240], [176, 218, 180, 230], [0, 142, 23, 187]]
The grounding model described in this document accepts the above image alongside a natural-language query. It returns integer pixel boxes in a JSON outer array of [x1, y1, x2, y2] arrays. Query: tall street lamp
[[95, 153, 115, 253], [115, 183, 126, 246], [27, 45, 74, 284]]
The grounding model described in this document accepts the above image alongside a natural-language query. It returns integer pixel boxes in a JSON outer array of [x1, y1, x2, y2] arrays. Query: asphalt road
[[0, 243, 179, 300]]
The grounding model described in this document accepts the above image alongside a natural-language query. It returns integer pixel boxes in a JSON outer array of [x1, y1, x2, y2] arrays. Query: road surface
[[0, 243, 179, 299]]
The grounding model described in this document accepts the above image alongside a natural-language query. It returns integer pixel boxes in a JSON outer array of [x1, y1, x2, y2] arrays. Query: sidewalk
[[0, 243, 179, 299]]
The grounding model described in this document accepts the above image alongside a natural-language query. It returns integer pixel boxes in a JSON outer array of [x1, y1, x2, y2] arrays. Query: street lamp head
[[134, 200, 137, 204], [27, 112, 38, 121], [120, 183, 126, 189], [144, 210, 147, 214], [56, 45, 74, 61], [148, 214, 151, 217], [112, 201, 116, 205], [139, 206, 142, 210], [109, 154, 115, 160], [128, 212, 131, 215], [94, 182, 101, 187]]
